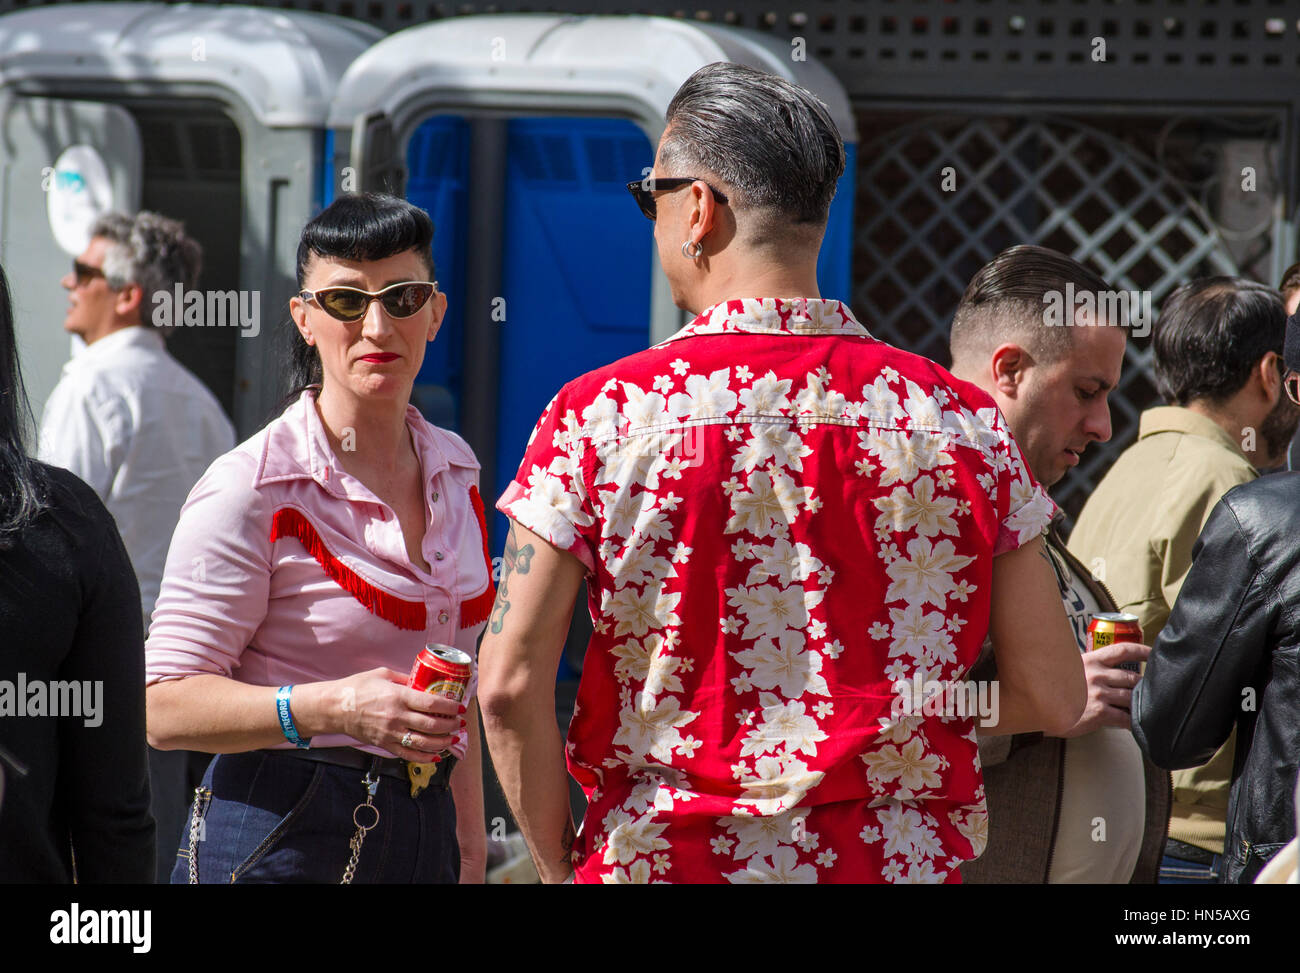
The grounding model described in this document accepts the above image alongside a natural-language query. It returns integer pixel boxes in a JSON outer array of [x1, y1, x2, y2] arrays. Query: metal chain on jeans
[[340, 771, 380, 885], [186, 786, 212, 885]]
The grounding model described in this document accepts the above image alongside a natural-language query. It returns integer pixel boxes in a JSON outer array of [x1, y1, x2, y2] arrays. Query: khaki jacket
[[1068, 406, 1257, 853]]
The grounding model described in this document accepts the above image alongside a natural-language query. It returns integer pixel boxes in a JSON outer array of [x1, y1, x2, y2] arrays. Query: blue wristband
[[276, 685, 311, 749]]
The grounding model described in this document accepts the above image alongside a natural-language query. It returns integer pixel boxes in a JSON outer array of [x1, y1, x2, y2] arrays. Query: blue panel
[[817, 141, 857, 304], [404, 116, 472, 432], [320, 129, 335, 208], [496, 116, 655, 671]]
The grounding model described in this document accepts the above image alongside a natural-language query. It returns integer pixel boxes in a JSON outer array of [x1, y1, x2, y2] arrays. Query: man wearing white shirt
[[38, 211, 235, 881]]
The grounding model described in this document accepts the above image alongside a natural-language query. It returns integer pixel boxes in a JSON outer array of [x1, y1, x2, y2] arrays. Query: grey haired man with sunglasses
[[37, 210, 234, 882]]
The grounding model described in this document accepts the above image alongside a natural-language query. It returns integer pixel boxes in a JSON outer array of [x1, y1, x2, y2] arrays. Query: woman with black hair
[[0, 262, 154, 881], [145, 193, 488, 883]]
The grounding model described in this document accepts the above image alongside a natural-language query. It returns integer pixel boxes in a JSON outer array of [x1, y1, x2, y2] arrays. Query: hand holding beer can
[[1087, 613, 1144, 674], [407, 643, 473, 702]]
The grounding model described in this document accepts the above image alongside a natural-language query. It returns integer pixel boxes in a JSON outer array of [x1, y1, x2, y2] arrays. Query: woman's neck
[[314, 383, 412, 475]]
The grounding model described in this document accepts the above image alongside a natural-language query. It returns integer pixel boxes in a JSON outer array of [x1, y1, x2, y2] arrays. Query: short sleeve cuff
[[498, 479, 596, 574], [994, 484, 1057, 556]]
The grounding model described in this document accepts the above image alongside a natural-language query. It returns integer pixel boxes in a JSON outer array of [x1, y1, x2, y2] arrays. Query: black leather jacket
[[1131, 472, 1300, 883]]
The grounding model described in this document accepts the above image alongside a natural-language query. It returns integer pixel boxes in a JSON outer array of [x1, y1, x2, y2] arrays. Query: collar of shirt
[[63, 324, 164, 373], [657, 297, 871, 345], [1137, 405, 1249, 460], [253, 388, 477, 502]]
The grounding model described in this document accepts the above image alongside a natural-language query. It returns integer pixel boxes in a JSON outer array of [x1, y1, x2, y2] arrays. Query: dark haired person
[[35, 212, 235, 879], [1070, 277, 1298, 882], [0, 261, 154, 881], [479, 63, 1083, 883], [1130, 313, 1300, 883], [949, 245, 1169, 884], [145, 193, 489, 883]]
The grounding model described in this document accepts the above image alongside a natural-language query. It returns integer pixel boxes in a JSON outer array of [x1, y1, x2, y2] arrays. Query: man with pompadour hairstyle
[[480, 69, 1084, 884]]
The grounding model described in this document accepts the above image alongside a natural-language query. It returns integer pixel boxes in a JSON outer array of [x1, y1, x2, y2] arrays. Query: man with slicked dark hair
[[949, 244, 1170, 884], [1071, 276, 1298, 882], [479, 68, 1084, 884]]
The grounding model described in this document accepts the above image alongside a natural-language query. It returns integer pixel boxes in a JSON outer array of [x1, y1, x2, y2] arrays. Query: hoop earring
[[681, 239, 703, 260]]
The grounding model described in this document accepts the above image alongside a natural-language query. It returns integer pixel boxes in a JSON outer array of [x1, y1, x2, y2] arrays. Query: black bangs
[[295, 193, 435, 285]]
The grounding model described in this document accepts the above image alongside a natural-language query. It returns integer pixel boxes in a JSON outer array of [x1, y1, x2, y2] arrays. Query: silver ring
[[401, 731, 414, 748]]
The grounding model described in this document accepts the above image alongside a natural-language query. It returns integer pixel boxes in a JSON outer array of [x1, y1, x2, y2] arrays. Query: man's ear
[[990, 343, 1030, 398], [116, 283, 145, 320], [1259, 350, 1283, 405]]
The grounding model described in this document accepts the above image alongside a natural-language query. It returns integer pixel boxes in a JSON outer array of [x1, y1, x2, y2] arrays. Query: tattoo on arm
[[559, 817, 576, 869], [488, 524, 536, 635]]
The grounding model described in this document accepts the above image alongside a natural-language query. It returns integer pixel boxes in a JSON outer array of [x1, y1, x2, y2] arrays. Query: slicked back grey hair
[[92, 211, 203, 325], [659, 62, 845, 229]]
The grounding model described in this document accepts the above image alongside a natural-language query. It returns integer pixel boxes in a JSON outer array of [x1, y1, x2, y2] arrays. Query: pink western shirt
[[145, 389, 493, 758]]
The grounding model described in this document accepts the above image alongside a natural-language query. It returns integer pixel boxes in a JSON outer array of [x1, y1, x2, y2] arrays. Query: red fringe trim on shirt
[[460, 485, 497, 629], [269, 507, 427, 631]]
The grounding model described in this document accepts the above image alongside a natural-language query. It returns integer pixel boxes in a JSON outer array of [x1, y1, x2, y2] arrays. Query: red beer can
[[407, 643, 473, 702], [1088, 612, 1143, 673]]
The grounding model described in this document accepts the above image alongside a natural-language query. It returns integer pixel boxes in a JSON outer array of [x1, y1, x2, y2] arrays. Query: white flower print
[[732, 630, 831, 699], [886, 603, 955, 663], [670, 357, 689, 375], [793, 370, 849, 420], [725, 469, 814, 537], [884, 537, 977, 609], [620, 382, 672, 430], [738, 370, 794, 413], [858, 429, 956, 487], [824, 640, 845, 659], [509, 465, 592, 549], [901, 379, 943, 429], [719, 807, 809, 861], [610, 539, 672, 588], [711, 835, 734, 855], [736, 298, 782, 331], [815, 850, 837, 868], [735, 365, 753, 382], [732, 421, 812, 474], [610, 634, 683, 695], [668, 367, 737, 419], [741, 537, 824, 587], [652, 375, 673, 394], [601, 808, 671, 865], [741, 693, 828, 758], [872, 475, 960, 538], [611, 692, 699, 762], [862, 738, 944, 794], [859, 375, 904, 425], [601, 860, 654, 883], [726, 847, 818, 884], [735, 755, 825, 815], [608, 584, 683, 637], [726, 583, 823, 641]]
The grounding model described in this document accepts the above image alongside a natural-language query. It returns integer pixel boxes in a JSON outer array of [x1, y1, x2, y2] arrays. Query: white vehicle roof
[[0, 2, 382, 127], [328, 13, 857, 141]]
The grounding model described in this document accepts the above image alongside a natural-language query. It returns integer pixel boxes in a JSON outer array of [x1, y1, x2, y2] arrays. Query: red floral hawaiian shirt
[[498, 297, 1055, 883]]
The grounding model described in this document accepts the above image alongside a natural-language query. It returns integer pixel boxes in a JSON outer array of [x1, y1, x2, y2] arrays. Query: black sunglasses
[[72, 260, 106, 286], [625, 177, 729, 221], [299, 281, 437, 322]]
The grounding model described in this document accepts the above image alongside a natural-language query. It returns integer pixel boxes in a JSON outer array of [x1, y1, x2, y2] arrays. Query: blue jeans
[[170, 750, 459, 884], [1158, 853, 1222, 884]]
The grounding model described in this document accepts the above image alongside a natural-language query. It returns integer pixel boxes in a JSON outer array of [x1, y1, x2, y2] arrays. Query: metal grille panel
[[853, 112, 1262, 520]]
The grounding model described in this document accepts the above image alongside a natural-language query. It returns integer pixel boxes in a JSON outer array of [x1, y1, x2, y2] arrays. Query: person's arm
[[145, 451, 460, 761], [978, 536, 1086, 737], [1133, 497, 1272, 769], [478, 521, 587, 884], [62, 501, 154, 882], [452, 703, 486, 884]]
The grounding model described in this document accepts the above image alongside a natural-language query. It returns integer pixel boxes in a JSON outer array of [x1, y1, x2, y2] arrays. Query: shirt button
[[431, 491, 440, 502], [437, 609, 450, 624], [434, 551, 445, 561]]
